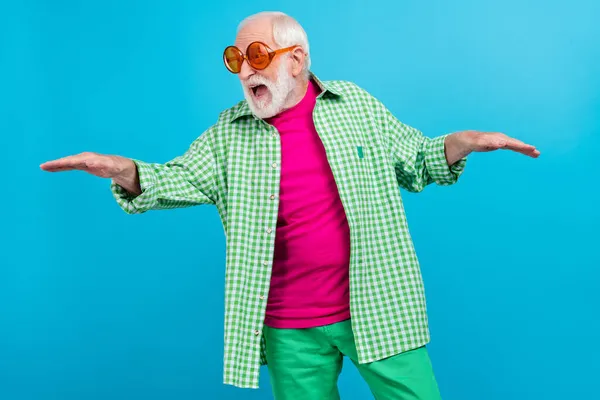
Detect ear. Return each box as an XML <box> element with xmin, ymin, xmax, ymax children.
<box><xmin>290</xmin><ymin>47</ymin><xmax>306</xmax><ymax>77</ymax></box>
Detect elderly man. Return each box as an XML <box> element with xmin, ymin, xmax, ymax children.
<box><xmin>41</xmin><ymin>11</ymin><xmax>539</xmax><ymax>400</ymax></box>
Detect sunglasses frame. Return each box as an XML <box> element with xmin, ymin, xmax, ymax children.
<box><xmin>223</xmin><ymin>41</ymin><xmax>299</xmax><ymax>74</ymax></box>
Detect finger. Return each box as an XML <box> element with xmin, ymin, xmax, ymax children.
<box><xmin>502</xmin><ymin>138</ymin><xmax>536</xmax><ymax>152</ymax></box>
<box><xmin>519</xmin><ymin>147</ymin><xmax>541</xmax><ymax>158</ymax></box>
<box><xmin>40</xmin><ymin>165</ymin><xmax>81</xmax><ymax>172</ymax></box>
<box><xmin>40</xmin><ymin>160</ymin><xmax>88</xmax><ymax>171</ymax></box>
<box><xmin>486</xmin><ymin>132</ymin><xmax>509</xmax><ymax>138</ymax></box>
<box><xmin>42</xmin><ymin>163</ymin><xmax>94</xmax><ymax>172</ymax></box>
<box><xmin>500</xmin><ymin>139</ymin><xmax>540</xmax><ymax>157</ymax></box>
<box><xmin>40</xmin><ymin>154</ymin><xmax>91</xmax><ymax>171</ymax></box>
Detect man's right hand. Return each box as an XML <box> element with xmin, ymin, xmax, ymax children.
<box><xmin>40</xmin><ymin>152</ymin><xmax>142</xmax><ymax>196</ymax></box>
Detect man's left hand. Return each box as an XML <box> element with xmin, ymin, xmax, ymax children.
<box><xmin>445</xmin><ymin>130</ymin><xmax>540</xmax><ymax>166</ymax></box>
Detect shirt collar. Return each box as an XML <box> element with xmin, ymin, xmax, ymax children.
<box><xmin>230</xmin><ymin>72</ymin><xmax>341</xmax><ymax>122</ymax></box>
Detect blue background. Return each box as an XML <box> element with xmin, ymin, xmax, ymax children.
<box><xmin>1</xmin><ymin>0</ymin><xmax>599</xmax><ymax>399</ymax></box>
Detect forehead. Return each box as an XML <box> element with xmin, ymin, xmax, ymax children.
<box><xmin>234</xmin><ymin>17</ymin><xmax>277</xmax><ymax>50</ymax></box>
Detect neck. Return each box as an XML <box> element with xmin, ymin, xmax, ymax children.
<box><xmin>282</xmin><ymin>76</ymin><xmax>309</xmax><ymax>111</ymax></box>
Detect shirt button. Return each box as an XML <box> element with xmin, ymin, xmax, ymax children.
<box><xmin>259</xmin><ymin>295</ymin><xmax>265</xmax><ymax>300</ymax></box>
<box><xmin>272</xmin><ymin>132</ymin><xmax>277</xmax><ymax>137</ymax></box>
<box><xmin>263</xmin><ymin>261</ymin><xmax>268</xmax><ymax>266</ymax></box>
<box><xmin>272</xmin><ymin>162</ymin><xmax>277</xmax><ymax>168</ymax></box>
<box><xmin>254</xmin><ymin>330</ymin><xmax>260</xmax><ymax>336</ymax></box>
<box><xmin>266</xmin><ymin>228</ymin><xmax>272</xmax><ymax>234</ymax></box>
<box><xmin>270</xmin><ymin>194</ymin><xmax>275</xmax><ymax>200</ymax></box>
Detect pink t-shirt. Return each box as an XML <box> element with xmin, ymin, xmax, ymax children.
<box><xmin>263</xmin><ymin>80</ymin><xmax>351</xmax><ymax>329</ymax></box>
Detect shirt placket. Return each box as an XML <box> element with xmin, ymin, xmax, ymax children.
<box><xmin>253</xmin><ymin>121</ymin><xmax>281</xmax><ymax>340</ymax></box>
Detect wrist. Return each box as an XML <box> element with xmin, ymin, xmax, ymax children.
<box><xmin>112</xmin><ymin>158</ymin><xmax>141</xmax><ymax>195</ymax></box>
<box><xmin>116</xmin><ymin>157</ymin><xmax>136</xmax><ymax>178</ymax></box>
<box><xmin>449</xmin><ymin>131</ymin><xmax>475</xmax><ymax>158</ymax></box>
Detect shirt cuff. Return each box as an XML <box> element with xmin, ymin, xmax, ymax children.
<box><xmin>424</xmin><ymin>135</ymin><xmax>467</xmax><ymax>185</ymax></box>
<box><xmin>110</xmin><ymin>160</ymin><xmax>159</xmax><ymax>214</ymax></box>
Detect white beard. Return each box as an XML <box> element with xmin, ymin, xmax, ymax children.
<box><xmin>242</xmin><ymin>60</ymin><xmax>296</xmax><ymax>119</ymax></box>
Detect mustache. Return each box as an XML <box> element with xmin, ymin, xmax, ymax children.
<box><xmin>244</xmin><ymin>75</ymin><xmax>274</xmax><ymax>89</ymax></box>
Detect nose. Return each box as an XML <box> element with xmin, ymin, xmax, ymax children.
<box><xmin>238</xmin><ymin>59</ymin><xmax>255</xmax><ymax>81</ymax></box>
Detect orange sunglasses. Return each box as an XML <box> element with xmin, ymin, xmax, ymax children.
<box><xmin>223</xmin><ymin>41</ymin><xmax>298</xmax><ymax>74</ymax></box>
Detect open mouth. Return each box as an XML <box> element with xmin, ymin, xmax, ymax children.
<box><xmin>250</xmin><ymin>84</ymin><xmax>268</xmax><ymax>97</ymax></box>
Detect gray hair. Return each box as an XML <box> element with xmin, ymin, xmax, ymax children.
<box><xmin>238</xmin><ymin>12</ymin><xmax>311</xmax><ymax>77</ymax></box>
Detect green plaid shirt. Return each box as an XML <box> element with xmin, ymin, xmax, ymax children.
<box><xmin>111</xmin><ymin>74</ymin><xmax>466</xmax><ymax>389</ymax></box>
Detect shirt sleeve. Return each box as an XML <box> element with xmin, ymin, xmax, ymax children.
<box><xmin>372</xmin><ymin>97</ymin><xmax>467</xmax><ymax>193</ymax></box>
<box><xmin>111</xmin><ymin>131</ymin><xmax>218</xmax><ymax>214</ymax></box>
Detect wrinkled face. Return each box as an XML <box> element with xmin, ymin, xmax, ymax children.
<box><xmin>234</xmin><ymin>18</ymin><xmax>297</xmax><ymax>119</ymax></box>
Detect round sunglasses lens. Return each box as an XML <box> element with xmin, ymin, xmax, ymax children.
<box><xmin>224</xmin><ymin>47</ymin><xmax>242</xmax><ymax>72</ymax></box>
<box><xmin>247</xmin><ymin>43</ymin><xmax>270</xmax><ymax>69</ymax></box>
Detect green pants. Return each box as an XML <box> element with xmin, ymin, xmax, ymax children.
<box><xmin>263</xmin><ymin>319</ymin><xmax>442</xmax><ymax>400</ymax></box>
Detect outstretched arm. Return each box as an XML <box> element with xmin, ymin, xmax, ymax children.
<box><xmin>40</xmin><ymin>131</ymin><xmax>219</xmax><ymax>213</ymax></box>
<box><xmin>365</xmin><ymin>91</ymin><xmax>539</xmax><ymax>192</ymax></box>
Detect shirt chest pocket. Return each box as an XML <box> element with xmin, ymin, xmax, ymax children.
<box><xmin>357</xmin><ymin>143</ymin><xmax>391</xmax><ymax>190</ymax></box>
<box><xmin>318</xmin><ymin>117</ymin><xmax>395</xmax><ymax>207</ymax></box>
<box><xmin>331</xmin><ymin>137</ymin><xmax>393</xmax><ymax>210</ymax></box>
